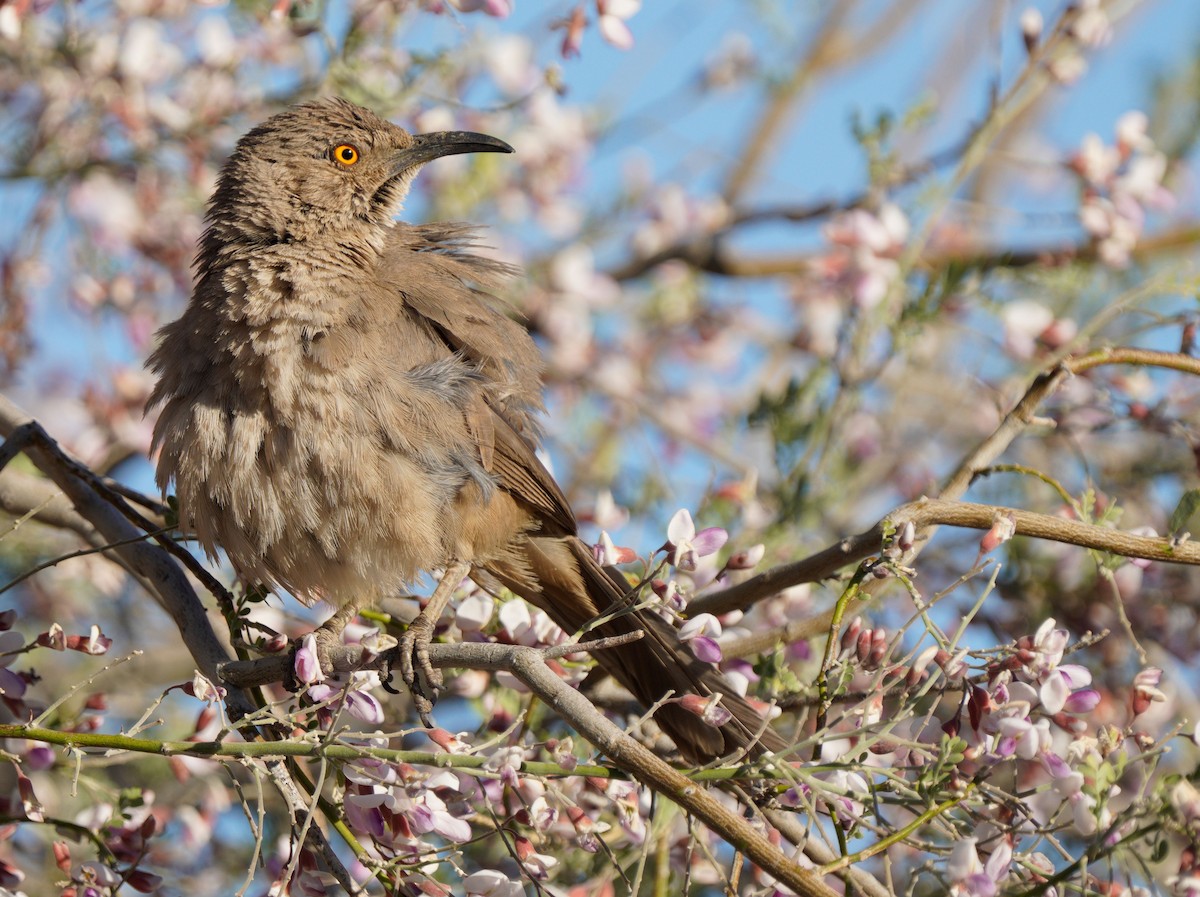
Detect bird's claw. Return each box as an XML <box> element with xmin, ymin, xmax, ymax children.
<box><xmin>397</xmin><ymin>614</ymin><xmax>442</xmax><ymax>727</ymax></box>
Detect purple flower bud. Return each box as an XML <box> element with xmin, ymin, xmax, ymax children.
<box><xmin>726</xmin><ymin>542</ymin><xmax>765</xmax><ymax>570</ymax></box>
<box><xmin>1063</xmin><ymin>688</ymin><xmax>1101</xmax><ymax>714</ymax></box>
<box><xmin>688</xmin><ymin>636</ymin><xmax>722</xmax><ymax>665</ymax></box>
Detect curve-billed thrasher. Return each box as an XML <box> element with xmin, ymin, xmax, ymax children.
<box><xmin>147</xmin><ymin>98</ymin><xmax>782</xmax><ymax>761</ymax></box>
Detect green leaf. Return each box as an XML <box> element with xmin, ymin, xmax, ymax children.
<box><xmin>1168</xmin><ymin>489</ymin><xmax>1200</xmax><ymax>537</ymax></box>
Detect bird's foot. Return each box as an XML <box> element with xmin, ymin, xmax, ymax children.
<box><xmin>313</xmin><ymin>601</ymin><xmax>365</xmax><ymax>666</ymax></box>
<box><xmin>394</xmin><ymin>612</ymin><xmax>443</xmax><ymax>727</ymax></box>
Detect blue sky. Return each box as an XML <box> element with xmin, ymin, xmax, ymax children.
<box><xmin>4</xmin><ymin>0</ymin><xmax>1197</xmax><ymax>510</ymax></box>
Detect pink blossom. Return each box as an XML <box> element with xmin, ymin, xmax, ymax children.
<box><xmin>665</xmin><ymin>508</ymin><xmax>728</xmax><ymax>572</ymax></box>
<box><xmin>821</xmin><ymin>203</ymin><xmax>909</xmax><ymax>308</ymax></box>
<box><xmin>485</xmin><ymin>34</ymin><xmax>536</xmax><ymax>96</ymax></box>
<box><xmin>1049</xmin><ymin>52</ymin><xmax>1088</xmax><ymax>84</ymax></box>
<box><xmin>0</xmin><ymin>630</ymin><xmax>24</xmax><ymax>692</ymax></box>
<box><xmin>455</xmin><ymin>593</ymin><xmax>495</xmax><ymax>632</ymax></box>
<box><xmin>307</xmin><ymin>671</ymin><xmax>384</xmax><ymax>725</ymax></box>
<box><xmin>594</xmin><ymin>530</ymin><xmax>635</xmax><ymax>565</ymax></box>
<box><xmin>1115</xmin><ymin>110</ymin><xmax>1152</xmax><ymax>153</ymax></box>
<box><xmin>1172</xmin><ymin>780</ymin><xmax>1200</xmax><ymax>824</ymax></box>
<box><xmin>294</xmin><ymin>634</ymin><xmax>325</xmax><ymax>685</ymax></box>
<box><xmin>1071</xmin><ymin>114</ymin><xmax>1172</xmax><ymax>267</ymax></box>
<box><xmin>412</xmin><ymin>791</ymin><xmax>472</xmax><ymax>841</ymax></box>
<box><xmin>1039</xmin><ymin>664</ymin><xmax>1091</xmax><ymax>714</ymax></box>
<box><xmin>677</xmin><ymin>692</ymin><xmax>733</xmax><ymax>728</ymax></box>
<box><xmin>464</xmin><ymin>870</ymin><xmax>524</xmax><ymax>897</ymax></box>
<box><xmin>66</xmin><ymin>624</ymin><xmax>112</xmax><ymax>655</ymax></box>
<box><xmin>484</xmin><ymin>746</ymin><xmax>526</xmax><ymax>786</ymax></box>
<box><xmin>995</xmin><ymin>715</ymin><xmax>1049</xmax><ymax>760</ymax></box>
<box><xmin>979</xmin><ymin>512</ymin><xmax>1016</xmax><ymax>554</ymax></box>
<box><xmin>515</xmin><ymin>834</ymin><xmax>559</xmax><ymax>878</ymax></box>
<box><xmin>821</xmin><ymin>769</ymin><xmax>869</xmax><ymax>826</ymax></box>
<box><xmin>584</xmin><ymin>489</ymin><xmax>630</xmax><ymax>531</ymax></box>
<box><xmin>0</xmin><ymin>4</ymin><xmax>20</xmax><ymax>40</ymax></box>
<box><xmin>446</xmin><ymin>0</ymin><xmax>512</xmax><ymax>17</ymax></box>
<box><xmin>1002</xmin><ymin>301</ymin><xmax>1055</xmax><ymax>358</ymax></box>
<box><xmin>189</xmin><ymin>672</ymin><xmax>224</xmax><ymax>703</ymax></box>
<box><xmin>1070</xmin><ymin>0</ymin><xmax>1112</xmax><ymax>47</ymax></box>
<box><xmin>119</xmin><ymin>19</ymin><xmax>183</xmax><ymax>83</ymax></box>
<box><xmin>945</xmin><ymin>837</ymin><xmax>1012</xmax><ymax>897</ymax></box>
<box><xmin>23</xmin><ymin>743</ymin><xmax>54</xmax><ymax>772</ymax></box>
<box><xmin>1132</xmin><ymin>666</ymin><xmax>1166</xmax><ymax>716</ymax></box>
<box><xmin>1072</xmin><ymin>134</ymin><xmax>1120</xmax><ymax>185</ymax></box>
<box><xmin>679</xmin><ymin>613</ymin><xmax>723</xmax><ymax>664</ymax></box>
<box><xmin>498</xmin><ymin>599</ymin><xmax>565</xmax><ymax>647</ymax></box>
<box><xmin>550</xmin><ymin>244</ymin><xmax>619</xmax><ymax>306</ymax></box>
<box><xmin>1027</xmin><ymin>618</ymin><xmax>1068</xmax><ymax>671</ymax></box>
<box><xmin>1062</xmin><ymin>688</ymin><xmax>1101</xmax><ymax>713</ymax></box>
<box><xmin>596</xmin><ymin>0</ymin><xmax>639</xmax><ymax>50</ymax></box>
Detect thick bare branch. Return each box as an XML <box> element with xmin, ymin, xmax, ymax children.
<box><xmin>0</xmin><ymin>395</ymin><xmax>241</xmax><ymax>704</ymax></box>
<box><xmin>693</xmin><ymin>495</ymin><xmax>1199</xmax><ymax>619</ymax></box>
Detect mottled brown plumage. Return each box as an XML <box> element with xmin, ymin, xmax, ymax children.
<box><xmin>147</xmin><ymin>97</ymin><xmax>782</xmax><ymax>761</ymax></box>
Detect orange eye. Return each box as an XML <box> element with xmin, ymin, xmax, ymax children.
<box><xmin>332</xmin><ymin>144</ymin><xmax>359</xmax><ymax>166</ymax></box>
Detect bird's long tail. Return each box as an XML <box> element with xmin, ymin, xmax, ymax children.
<box><xmin>483</xmin><ymin>535</ymin><xmax>786</xmax><ymax>762</ymax></box>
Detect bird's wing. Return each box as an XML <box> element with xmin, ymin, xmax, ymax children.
<box><xmin>483</xmin><ymin>399</ymin><xmax>576</xmax><ymax>535</ymax></box>
<box><xmin>380</xmin><ymin>224</ymin><xmax>575</xmax><ymax>534</ymax></box>
<box><xmin>383</xmin><ymin>223</ymin><xmax>545</xmax><ymax>436</ymax></box>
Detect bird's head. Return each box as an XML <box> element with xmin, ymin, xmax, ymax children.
<box><xmin>203</xmin><ymin>97</ymin><xmax>512</xmax><ymax>247</ymax></box>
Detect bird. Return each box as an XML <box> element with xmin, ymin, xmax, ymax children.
<box><xmin>146</xmin><ymin>97</ymin><xmax>784</xmax><ymax>762</ymax></box>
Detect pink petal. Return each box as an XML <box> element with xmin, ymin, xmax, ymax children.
<box><xmin>666</xmin><ymin>508</ymin><xmax>695</xmax><ymax>544</ymax></box>
<box><xmin>598</xmin><ymin>14</ymin><xmax>634</xmax><ymax>49</ymax></box>
<box><xmin>1040</xmin><ymin>671</ymin><xmax>1069</xmax><ymax>714</ymax></box>
<box><xmin>345</xmin><ymin>690</ymin><xmax>384</xmax><ymax>725</ymax></box>
<box><xmin>688</xmin><ymin>636</ymin><xmax>722</xmax><ymax>665</ymax></box>
<box><xmin>432</xmin><ymin>811</ymin><xmax>472</xmax><ymax>842</ymax></box>
<box><xmin>1063</xmin><ymin>688</ymin><xmax>1101</xmax><ymax>713</ymax></box>
<box><xmin>679</xmin><ymin>613</ymin><xmax>721</xmax><ymax>641</ymax></box>
<box><xmin>306</xmin><ymin>683</ymin><xmax>336</xmax><ymax>702</ymax></box>
<box><xmin>1057</xmin><ymin>664</ymin><xmax>1092</xmax><ymax>688</ymax></box>
<box><xmin>0</xmin><ymin>668</ymin><xmax>26</xmax><ymax>698</ymax></box>
<box><xmin>295</xmin><ymin>634</ymin><xmax>325</xmax><ymax>685</ymax></box>
<box><xmin>692</xmin><ymin>526</ymin><xmax>728</xmax><ymax>557</ymax></box>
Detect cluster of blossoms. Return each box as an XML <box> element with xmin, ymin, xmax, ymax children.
<box><xmin>596</xmin><ymin>507</ymin><xmax>770</xmax><ymax>671</ymax></box>
<box><xmin>936</xmin><ymin>621</ymin><xmax>1163</xmax><ymax>895</ymax></box>
<box><xmin>813</xmin><ymin>611</ymin><xmax>1173</xmax><ymax>895</ymax></box>
<box><xmin>1020</xmin><ymin>0</ymin><xmax>1113</xmax><ymax>84</ymax></box>
<box><xmin>820</xmin><ymin>202</ymin><xmax>910</xmax><ymax>310</ymax></box>
<box><xmin>274</xmin><ymin>730</ymin><xmax>670</xmax><ymax>895</ymax></box>
<box><xmin>557</xmin><ymin>0</ymin><xmax>642</xmax><ymax>55</ymax></box>
<box><xmin>1070</xmin><ymin>110</ymin><xmax>1173</xmax><ymax>268</ymax></box>
<box><xmin>796</xmin><ymin>201</ymin><xmax>911</xmax><ymax>357</ymax></box>
<box><xmin>594</xmin><ymin>507</ymin><xmax>776</xmax><ymax>732</ymax></box>
<box><xmin>278</xmin><ymin>523</ymin><xmax>768</xmax><ymax>893</ymax></box>
<box><xmin>294</xmin><ymin>631</ymin><xmax>386</xmax><ymax>727</ymax></box>
<box><xmin>0</xmin><ymin>612</ymin><xmax>112</xmax><ymax>723</ymax></box>
<box><xmin>628</xmin><ymin>183</ymin><xmax>731</xmax><ymax>259</ymax></box>
<box><xmin>0</xmin><ymin>611</ymin><xmax>177</xmax><ymax>896</ymax></box>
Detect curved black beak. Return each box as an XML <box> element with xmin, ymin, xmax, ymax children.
<box><xmin>389</xmin><ymin>131</ymin><xmax>513</xmax><ymax>177</ymax></box>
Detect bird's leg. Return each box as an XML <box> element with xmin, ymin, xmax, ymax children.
<box><xmin>398</xmin><ymin>559</ymin><xmax>470</xmax><ymax>726</ymax></box>
<box><xmin>311</xmin><ymin>600</ymin><xmax>363</xmax><ymax>672</ymax></box>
